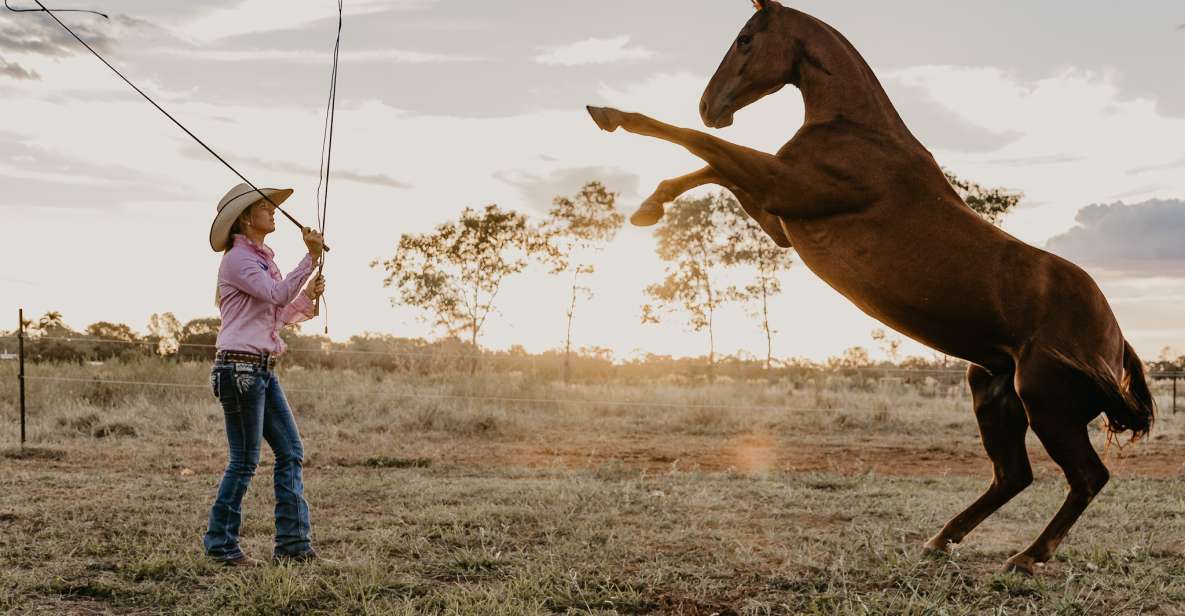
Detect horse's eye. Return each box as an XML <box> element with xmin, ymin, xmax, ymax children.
<box><xmin>737</xmin><ymin>35</ymin><xmax>752</xmax><ymax>48</ymax></box>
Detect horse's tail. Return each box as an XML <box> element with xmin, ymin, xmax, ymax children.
<box><xmin>1115</xmin><ymin>340</ymin><xmax>1156</xmax><ymax>441</ymax></box>
<box><xmin>1052</xmin><ymin>341</ymin><xmax>1155</xmax><ymax>442</ymax></box>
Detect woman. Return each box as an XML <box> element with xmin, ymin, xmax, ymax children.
<box><xmin>203</xmin><ymin>182</ymin><xmax>326</xmax><ymax>567</ymax></box>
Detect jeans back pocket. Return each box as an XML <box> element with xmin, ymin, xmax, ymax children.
<box><xmin>209</xmin><ymin>369</ymin><xmax>221</xmax><ymax>399</ymax></box>
<box><xmin>235</xmin><ymin>373</ymin><xmax>258</xmax><ymax>395</ymax></box>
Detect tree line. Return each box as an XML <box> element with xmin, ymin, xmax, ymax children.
<box><xmin>0</xmin><ymin>172</ymin><xmax>1059</xmax><ymax>379</ymax></box>
<box><xmin>373</xmin><ymin>171</ymin><xmax>1023</xmax><ymax>378</ymax></box>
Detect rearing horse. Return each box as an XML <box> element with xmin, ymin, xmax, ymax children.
<box><xmin>587</xmin><ymin>0</ymin><xmax>1155</xmax><ymax>575</ymax></box>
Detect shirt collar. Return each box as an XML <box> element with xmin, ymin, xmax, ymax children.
<box><xmin>232</xmin><ymin>234</ymin><xmax>275</xmax><ymax>259</ymax></box>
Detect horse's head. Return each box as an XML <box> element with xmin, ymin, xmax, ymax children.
<box><xmin>700</xmin><ymin>0</ymin><xmax>794</xmax><ymax>128</ymax></box>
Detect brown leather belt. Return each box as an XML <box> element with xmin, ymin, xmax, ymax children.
<box><xmin>215</xmin><ymin>350</ymin><xmax>277</xmax><ymax>370</ymax></box>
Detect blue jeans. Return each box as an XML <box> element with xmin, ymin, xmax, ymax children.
<box><xmin>203</xmin><ymin>361</ymin><xmax>312</xmax><ymax>559</ymax></box>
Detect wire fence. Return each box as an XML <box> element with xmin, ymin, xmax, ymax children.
<box><xmin>4</xmin><ymin>334</ymin><xmax>976</xmax><ymax>367</ymax></box>
<box><xmin>0</xmin><ymin>332</ymin><xmax>996</xmax><ymax>446</ymax></box>
<box><xmin>3</xmin><ymin>330</ymin><xmax>1182</xmax><ymax>448</ymax></box>
<box><xmin>0</xmin><ymin>331</ymin><xmax>1000</xmax><ymax>394</ymax></box>
<box><xmin>4</xmin><ymin>333</ymin><xmax>1183</xmax><ymax>382</ymax></box>
<box><xmin>16</xmin><ymin>374</ymin><xmax>854</xmax><ymax>415</ymax></box>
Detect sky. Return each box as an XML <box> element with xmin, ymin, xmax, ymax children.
<box><xmin>2</xmin><ymin>0</ymin><xmax>1184</xmax><ymax>363</ymax></box>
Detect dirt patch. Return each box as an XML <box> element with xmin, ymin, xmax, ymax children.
<box><xmin>428</xmin><ymin>431</ymin><xmax>1185</xmax><ymax>478</ymax></box>
<box><xmin>722</xmin><ymin>432</ymin><xmax>778</xmax><ymax>474</ymax></box>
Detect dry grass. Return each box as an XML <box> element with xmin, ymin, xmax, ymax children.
<box><xmin>0</xmin><ymin>360</ymin><xmax>1183</xmax><ymax>614</ymax></box>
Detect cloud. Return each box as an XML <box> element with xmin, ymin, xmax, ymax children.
<box><xmin>1127</xmin><ymin>157</ymin><xmax>1185</xmax><ymax>175</ymax></box>
<box><xmin>882</xmin><ymin>65</ymin><xmax>1185</xmax><ymax>244</ymax></box>
<box><xmin>982</xmin><ymin>154</ymin><xmax>1085</xmax><ymax>166</ymax></box>
<box><xmin>535</xmin><ymin>36</ymin><xmax>655</xmax><ymax>66</ymax></box>
<box><xmin>169</xmin><ymin>48</ymin><xmax>488</xmax><ymax>64</ymax></box>
<box><xmin>0</xmin><ymin>58</ymin><xmax>38</xmax><ymax>80</ymax></box>
<box><xmin>0</xmin><ymin>14</ymin><xmax>153</xmax><ymax>57</ymax></box>
<box><xmin>0</xmin><ymin>172</ymin><xmax>191</xmax><ymax>210</ymax></box>
<box><xmin>494</xmin><ymin>166</ymin><xmax>639</xmax><ymax>212</ymax></box>
<box><xmin>1045</xmin><ymin>199</ymin><xmax>1185</xmax><ymax>274</ymax></box>
<box><xmin>179</xmin><ymin>0</ymin><xmax>433</xmax><ymax>42</ymax></box>
<box><xmin>1107</xmin><ymin>185</ymin><xmax>1170</xmax><ymax>200</ymax></box>
<box><xmin>884</xmin><ymin>75</ymin><xmax>1023</xmax><ymax>153</ymax></box>
<box><xmin>256</xmin><ymin>160</ymin><xmax>413</xmax><ymax>190</ymax></box>
<box><xmin>180</xmin><ymin>149</ymin><xmax>412</xmax><ymax>190</ymax></box>
<box><xmin>0</xmin><ymin>130</ymin><xmax>176</xmax><ymax>207</ymax></box>
<box><xmin>334</xmin><ymin>170</ymin><xmax>412</xmax><ymax>190</ymax></box>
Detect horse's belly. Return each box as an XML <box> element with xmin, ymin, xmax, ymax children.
<box><xmin>785</xmin><ymin>220</ymin><xmax>1018</xmax><ymax>363</ymax></box>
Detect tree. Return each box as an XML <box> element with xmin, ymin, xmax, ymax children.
<box><xmin>85</xmin><ymin>321</ymin><xmax>141</xmax><ymax>361</ymax></box>
<box><xmin>34</xmin><ymin>310</ymin><xmax>66</xmax><ymax>335</ymax></box>
<box><xmin>642</xmin><ymin>193</ymin><xmax>736</xmax><ymax>374</ymax></box>
<box><xmin>147</xmin><ymin>312</ymin><xmax>182</xmax><ymax>357</ymax></box>
<box><xmin>179</xmin><ymin>317</ymin><xmax>221</xmax><ymax>361</ymax></box>
<box><xmin>944</xmin><ymin>170</ymin><xmax>1023</xmax><ymax>226</ymax></box>
<box><xmin>29</xmin><ymin>311</ymin><xmax>84</xmax><ymax>362</ymax></box>
<box><xmin>85</xmin><ymin>321</ymin><xmax>138</xmax><ymax>342</ymax></box>
<box><xmin>538</xmin><ymin>181</ymin><xmax>624</xmax><ymax>382</ymax></box>
<box><xmin>717</xmin><ymin>193</ymin><xmax>795</xmax><ymax>372</ymax></box>
<box><xmin>828</xmin><ymin>346</ymin><xmax>872</xmax><ymax>370</ymax></box>
<box><xmin>1156</xmin><ymin>346</ymin><xmax>1185</xmax><ymax>371</ymax></box>
<box><xmin>871</xmin><ymin>328</ymin><xmax>902</xmax><ymax>364</ymax></box>
<box><xmin>373</xmin><ymin>204</ymin><xmax>543</xmax><ymax>373</ymax></box>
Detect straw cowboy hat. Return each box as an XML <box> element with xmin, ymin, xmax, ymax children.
<box><xmin>209</xmin><ymin>183</ymin><xmax>293</xmax><ymax>251</ymax></box>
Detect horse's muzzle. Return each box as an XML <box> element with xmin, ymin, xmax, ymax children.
<box><xmin>700</xmin><ymin>97</ymin><xmax>735</xmax><ymax>129</ymax></box>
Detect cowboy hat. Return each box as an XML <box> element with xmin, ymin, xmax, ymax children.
<box><xmin>209</xmin><ymin>183</ymin><xmax>294</xmax><ymax>252</ymax></box>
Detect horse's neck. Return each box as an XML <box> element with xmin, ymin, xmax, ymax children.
<box><xmin>789</xmin><ymin>13</ymin><xmax>910</xmax><ymax>135</ymax></box>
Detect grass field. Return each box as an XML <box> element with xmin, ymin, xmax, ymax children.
<box><xmin>2</xmin><ymin>360</ymin><xmax>1184</xmax><ymax>614</ymax></box>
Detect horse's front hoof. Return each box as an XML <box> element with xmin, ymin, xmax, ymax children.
<box><xmin>586</xmin><ymin>106</ymin><xmax>622</xmax><ymax>132</ymax></box>
<box><xmin>629</xmin><ymin>200</ymin><xmax>664</xmax><ymax>227</ymax></box>
<box><xmin>1001</xmin><ymin>554</ymin><xmax>1037</xmax><ymax>576</ymax></box>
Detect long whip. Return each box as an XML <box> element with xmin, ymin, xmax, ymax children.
<box><xmin>311</xmin><ymin>0</ymin><xmax>343</xmax><ymax>334</ymax></box>
<box><xmin>5</xmin><ymin>0</ymin><xmax>330</xmax><ymax>252</ymax></box>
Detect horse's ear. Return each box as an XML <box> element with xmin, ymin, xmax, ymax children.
<box><xmin>751</xmin><ymin>0</ymin><xmax>780</xmax><ymax>11</ymax></box>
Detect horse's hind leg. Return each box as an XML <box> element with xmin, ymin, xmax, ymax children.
<box><xmin>924</xmin><ymin>365</ymin><xmax>1031</xmax><ymax>554</ymax></box>
<box><xmin>1003</xmin><ymin>350</ymin><xmax>1110</xmax><ymax>575</ymax></box>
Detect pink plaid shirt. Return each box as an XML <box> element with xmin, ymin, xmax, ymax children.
<box><xmin>215</xmin><ymin>234</ymin><xmax>317</xmax><ymax>355</ymax></box>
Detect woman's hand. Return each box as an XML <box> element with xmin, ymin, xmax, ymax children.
<box><xmin>303</xmin><ymin>274</ymin><xmax>326</xmax><ymax>301</ymax></box>
<box><xmin>303</xmin><ymin>227</ymin><xmax>324</xmax><ymax>260</ymax></box>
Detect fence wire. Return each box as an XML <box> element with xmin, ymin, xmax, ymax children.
<box><xmin>4</xmin><ymin>334</ymin><xmax>1184</xmax><ymax>377</ymax></box>
<box><xmin>5</xmin><ymin>334</ymin><xmax>987</xmax><ymax>373</ymax></box>
<box><xmin>18</xmin><ymin>374</ymin><xmax>877</xmax><ymax>414</ymax></box>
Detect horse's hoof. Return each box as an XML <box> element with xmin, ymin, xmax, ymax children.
<box><xmin>1001</xmin><ymin>555</ymin><xmax>1037</xmax><ymax>576</ymax></box>
<box><xmin>921</xmin><ymin>538</ymin><xmax>951</xmax><ymax>558</ymax></box>
<box><xmin>586</xmin><ymin>105</ymin><xmax>622</xmax><ymax>132</ymax></box>
<box><xmin>629</xmin><ymin>201</ymin><xmax>664</xmax><ymax>227</ymax></box>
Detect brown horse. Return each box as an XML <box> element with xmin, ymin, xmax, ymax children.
<box><xmin>586</xmin><ymin>0</ymin><xmax>1155</xmax><ymax>575</ymax></box>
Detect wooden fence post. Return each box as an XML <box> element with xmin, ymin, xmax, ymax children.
<box><xmin>18</xmin><ymin>308</ymin><xmax>27</xmax><ymax>447</ymax></box>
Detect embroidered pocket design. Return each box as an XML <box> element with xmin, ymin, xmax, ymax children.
<box><xmin>235</xmin><ymin>373</ymin><xmax>257</xmax><ymax>395</ymax></box>
<box><xmin>210</xmin><ymin>371</ymin><xmax>220</xmax><ymax>398</ymax></box>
